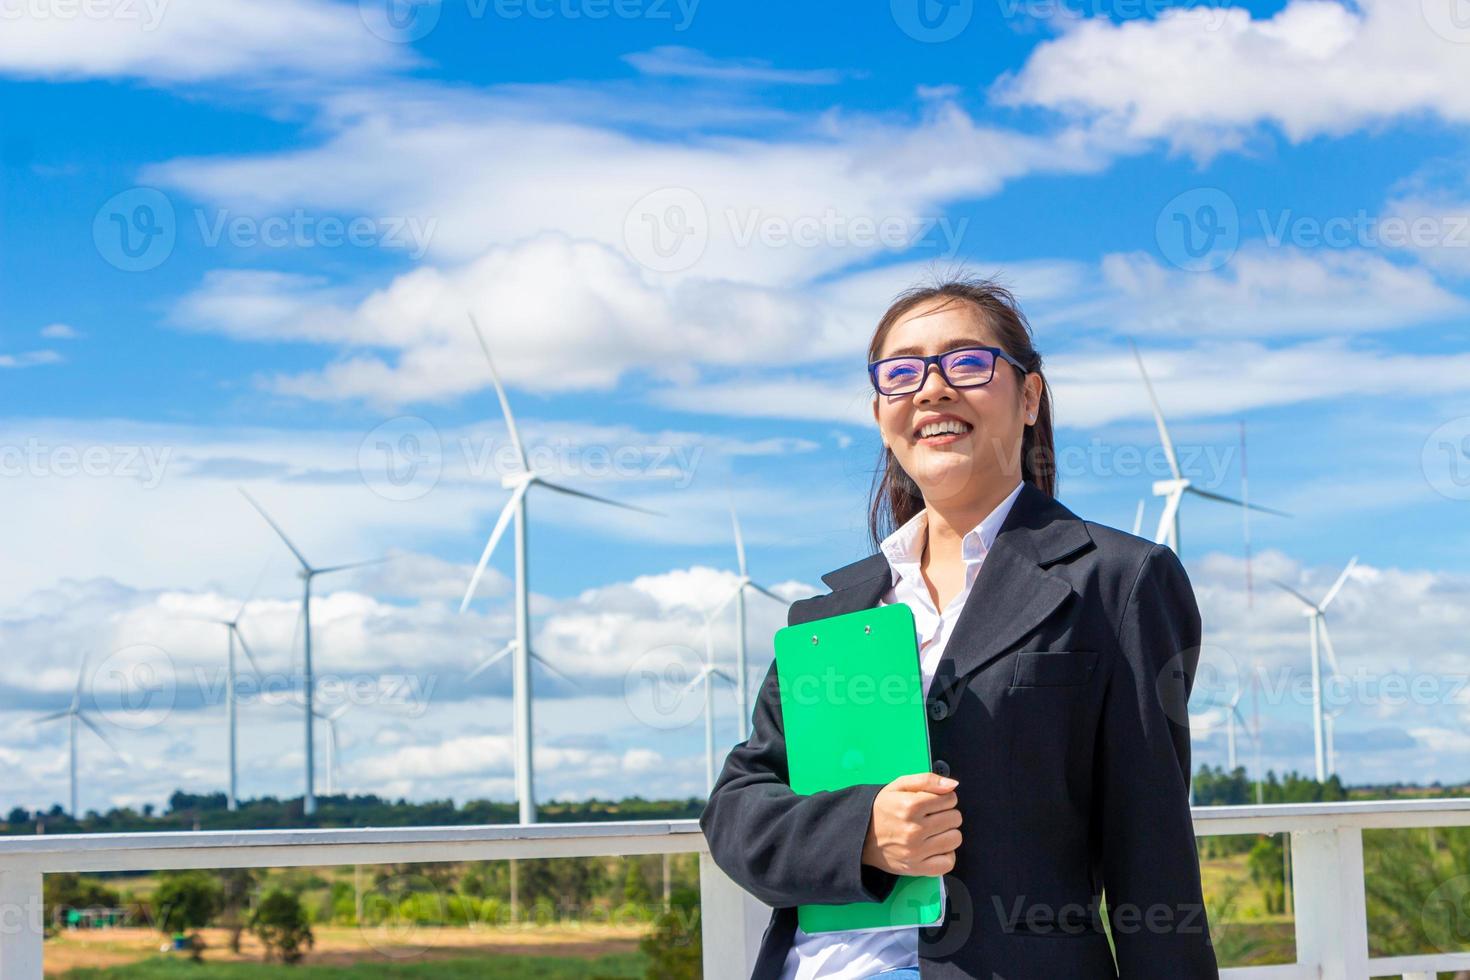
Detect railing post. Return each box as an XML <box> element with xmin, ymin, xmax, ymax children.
<box><xmin>0</xmin><ymin>868</ymin><xmax>45</xmax><ymax>980</ymax></box>
<box><xmin>1401</xmin><ymin>972</ymin><xmax>1435</xmax><ymax>980</ymax></box>
<box><xmin>1290</xmin><ymin>826</ymin><xmax>1368</xmax><ymax>979</ymax></box>
<box><xmin>699</xmin><ymin>851</ymin><xmax>768</xmax><ymax>980</ymax></box>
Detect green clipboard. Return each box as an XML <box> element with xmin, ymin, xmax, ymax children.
<box><xmin>773</xmin><ymin>601</ymin><xmax>945</xmax><ymax>935</ymax></box>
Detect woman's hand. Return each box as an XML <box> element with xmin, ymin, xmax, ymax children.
<box><xmin>861</xmin><ymin>772</ymin><xmax>963</xmax><ymax>877</ymax></box>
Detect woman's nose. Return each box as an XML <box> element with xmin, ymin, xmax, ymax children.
<box><xmin>914</xmin><ymin>362</ymin><xmax>955</xmax><ymax>403</ymax></box>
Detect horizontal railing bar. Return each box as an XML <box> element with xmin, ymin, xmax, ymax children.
<box><xmin>1369</xmin><ymin>951</ymin><xmax>1470</xmax><ymax>976</ymax></box>
<box><xmin>1220</xmin><ymin>964</ymin><xmax>1316</xmax><ymax>979</ymax></box>
<box><xmin>1190</xmin><ymin>798</ymin><xmax>1470</xmax><ymax>835</ymax></box>
<box><xmin>0</xmin><ymin>820</ymin><xmax>707</xmax><ymax>874</ymax></box>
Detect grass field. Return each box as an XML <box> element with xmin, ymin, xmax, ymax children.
<box><xmin>59</xmin><ymin>953</ymin><xmax>648</xmax><ymax>978</ymax></box>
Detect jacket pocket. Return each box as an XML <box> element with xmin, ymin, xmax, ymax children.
<box><xmin>1010</xmin><ymin>650</ymin><xmax>1098</xmax><ymax>688</ymax></box>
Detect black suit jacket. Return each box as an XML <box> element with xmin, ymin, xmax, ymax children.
<box><xmin>698</xmin><ymin>481</ymin><xmax>1219</xmax><ymax>979</ymax></box>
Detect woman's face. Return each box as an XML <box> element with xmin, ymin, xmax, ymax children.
<box><xmin>870</xmin><ymin>298</ymin><xmax>1040</xmax><ymax>507</ymax></box>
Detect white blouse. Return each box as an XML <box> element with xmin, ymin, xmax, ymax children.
<box><xmin>779</xmin><ymin>479</ymin><xmax>1025</xmax><ymax>979</ymax></box>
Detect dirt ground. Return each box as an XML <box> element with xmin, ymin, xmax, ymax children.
<box><xmin>44</xmin><ymin>922</ymin><xmax>648</xmax><ymax>975</ymax></box>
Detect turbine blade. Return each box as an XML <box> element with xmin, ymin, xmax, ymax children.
<box><xmin>678</xmin><ymin>668</ymin><xmax>710</xmax><ymax>698</ymax></box>
<box><xmin>239</xmin><ymin>488</ymin><xmax>311</xmax><ymax>569</ymax></box>
<box><xmin>706</xmin><ymin>583</ymin><xmax>742</xmax><ymax>624</ymax></box>
<box><xmin>316</xmin><ymin>556</ymin><xmax>392</xmax><ymax>576</ymax></box>
<box><xmin>748</xmin><ymin>582</ymin><xmax>787</xmax><ymax>605</ymax></box>
<box><xmin>1129</xmin><ymin>338</ymin><xmax>1181</xmax><ymax>480</ymax></box>
<box><xmin>1271</xmin><ymin>579</ymin><xmax>1317</xmax><ymax>610</ymax></box>
<box><xmin>1320</xmin><ymin>556</ymin><xmax>1359</xmax><ymax>610</ymax></box>
<box><xmin>467</xmin><ymin>640</ymin><xmax>515</xmax><ymax>681</ymax></box>
<box><xmin>78</xmin><ymin>713</ymin><xmax>130</xmax><ymax>765</ymax></box>
<box><xmin>467</xmin><ymin>313</ymin><xmax>529</xmax><ymax>473</ymax></box>
<box><xmin>537</xmin><ymin>480</ymin><xmax>662</xmax><ymax>517</ymax></box>
<box><xmin>236</xmin><ymin>552</ymin><xmax>275</xmax><ymax>623</ymax></box>
<box><xmin>730</xmin><ymin>506</ymin><xmax>748</xmax><ymax>577</ymax></box>
<box><xmin>711</xmin><ymin>668</ymin><xmax>736</xmax><ymax>685</ymax></box>
<box><xmin>1186</xmin><ymin>485</ymin><xmax>1291</xmax><ymax>518</ymax></box>
<box><xmin>1132</xmin><ymin>499</ymin><xmax>1145</xmax><ymax>537</ymax></box>
<box><xmin>234</xmin><ymin>629</ymin><xmax>266</xmax><ymax>679</ymax></box>
<box><xmin>1318</xmin><ymin>618</ymin><xmax>1342</xmax><ymax>675</ymax></box>
<box><xmin>33</xmin><ymin>709</ymin><xmax>72</xmax><ymax>725</ymax></box>
<box><xmin>530</xmin><ymin>651</ymin><xmax>582</xmax><ymax>689</ymax></box>
<box><xmin>72</xmin><ymin>651</ymin><xmax>90</xmax><ymax>711</ymax></box>
<box><xmin>460</xmin><ymin>484</ymin><xmax>526</xmax><ymax>614</ymax></box>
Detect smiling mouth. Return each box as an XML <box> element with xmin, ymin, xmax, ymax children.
<box><xmin>914</xmin><ymin>419</ymin><xmax>974</xmax><ymax>443</ymax></box>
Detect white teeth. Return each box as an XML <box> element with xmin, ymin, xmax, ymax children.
<box><xmin>918</xmin><ymin>420</ymin><xmax>971</xmax><ymax>438</ymax></box>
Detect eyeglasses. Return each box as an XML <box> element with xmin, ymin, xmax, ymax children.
<box><xmin>868</xmin><ymin>345</ymin><xmax>1027</xmax><ymax>396</ymax></box>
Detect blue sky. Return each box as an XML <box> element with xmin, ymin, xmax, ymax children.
<box><xmin>2</xmin><ymin>0</ymin><xmax>1469</xmax><ymax>814</ymax></box>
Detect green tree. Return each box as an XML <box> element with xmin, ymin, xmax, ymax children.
<box><xmin>153</xmin><ymin>871</ymin><xmax>223</xmax><ymax>961</ymax></box>
<box><xmin>641</xmin><ymin>886</ymin><xmax>700</xmax><ymax>980</ymax></box>
<box><xmin>1247</xmin><ymin>835</ymin><xmax>1286</xmax><ymax>915</ymax></box>
<box><xmin>250</xmin><ymin>888</ymin><xmax>315</xmax><ymax>965</ymax></box>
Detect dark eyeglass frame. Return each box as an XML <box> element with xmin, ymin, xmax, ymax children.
<box><xmin>868</xmin><ymin>344</ymin><xmax>1028</xmax><ymax>396</ymax></box>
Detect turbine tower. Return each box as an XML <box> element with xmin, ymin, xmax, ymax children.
<box><xmin>717</xmin><ymin>506</ymin><xmax>787</xmax><ymax>742</ymax></box>
<box><xmin>240</xmin><ymin>489</ymin><xmax>386</xmax><ymax>817</ymax></box>
<box><xmin>33</xmin><ymin>653</ymin><xmax>129</xmax><ymax>817</ymax></box>
<box><xmin>682</xmin><ymin>603</ymin><xmax>737</xmax><ymax>795</ymax></box>
<box><xmin>186</xmin><ymin>577</ymin><xmax>267</xmax><ymax>811</ymax></box>
<box><xmin>458</xmin><ymin>313</ymin><xmax>659</xmax><ymax>825</ymax></box>
<box><xmin>1273</xmin><ymin>556</ymin><xmax>1358</xmax><ymax>782</ymax></box>
<box><xmin>1129</xmin><ymin>339</ymin><xmax>1289</xmax><ymax>557</ymax></box>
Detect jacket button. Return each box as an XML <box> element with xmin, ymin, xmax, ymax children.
<box><xmin>932</xmin><ymin>759</ymin><xmax>951</xmax><ymax>778</ymax></box>
<box><xmin>928</xmin><ymin>698</ymin><xmax>950</xmax><ymax>721</ymax></box>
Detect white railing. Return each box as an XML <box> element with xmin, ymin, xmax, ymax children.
<box><xmin>0</xmin><ymin>800</ymin><xmax>1467</xmax><ymax>978</ymax></box>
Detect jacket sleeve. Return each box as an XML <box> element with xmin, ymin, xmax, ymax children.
<box><xmin>1096</xmin><ymin>544</ymin><xmax>1219</xmax><ymax>978</ymax></box>
<box><xmin>697</xmin><ymin>599</ymin><xmax>902</xmax><ymax>908</ymax></box>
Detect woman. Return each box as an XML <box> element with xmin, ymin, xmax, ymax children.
<box><xmin>699</xmin><ymin>278</ymin><xmax>1219</xmax><ymax>979</ymax></box>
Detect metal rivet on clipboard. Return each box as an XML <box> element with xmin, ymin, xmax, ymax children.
<box><xmin>864</xmin><ymin>625</ymin><xmax>871</xmax><ymax>634</ymax></box>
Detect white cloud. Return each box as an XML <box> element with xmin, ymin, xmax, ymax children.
<box><xmin>993</xmin><ymin>0</ymin><xmax>1470</xmax><ymax>160</ymax></box>
<box><xmin>0</xmin><ymin>0</ymin><xmax>409</xmax><ymax>83</ymax></box>
<box><xmin>39</xmin><ymin>323</ymin><xmax>81</xmax><ymax>340</ymax></box>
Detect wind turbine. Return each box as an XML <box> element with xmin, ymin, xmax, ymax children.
<box><xmin>1273</xmin><ymin>556</ymin><xmax>1358</xmax><ymax>782</ymax></box>
<box><xmin>458</xmin><ymin>313</ymin><xmax>660</xmax><ymax>825</ymax></box>
<box><xmin>1129</xmin><ymin>339</ymin><xmax>1289</xmax><ymax>557</ymax></box>
<box><xmin>313</xmin><ymin>704</ymin><xmax>349</xmax><ymax>798</ymax></box>
<box><xmin>712</xmin><ymin>506</ymin><xmax>788</xmax><ymax>743</ymax></box>
<box><xmin>682</xmin><ymin>604</ymin><xmax>737</xmax><ymax>795</ymax></box>
<box><xmin>240</xmin><ymin>489</ymin><xmax>387</xmax><ymax>817</ymax></box>
<box><xmin>183</xmin><ymin>567</ymin><xmax>269</xmax><ymax>811</ymax></box>
<box><xmin>33</xmin><ymin>653</ymin><xmax>129</xmax><ymax>817</ymax></box>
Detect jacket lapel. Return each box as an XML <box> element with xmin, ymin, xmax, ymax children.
<box><xmin>813</xmin><ymin>482</ymin><xmax>1094</xmax><ymax>684</ymax></box>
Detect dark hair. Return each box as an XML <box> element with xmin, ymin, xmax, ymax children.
<box><xmin>865</xmin><ymin>275</ymin><xmax>1056</xmax><ymax>551</ymax></box>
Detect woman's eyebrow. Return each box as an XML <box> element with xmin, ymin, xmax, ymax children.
<box><xmin>881</xmin><ymin>337</ymin><xmax>990</xmax><ymax>358</ymax></box>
